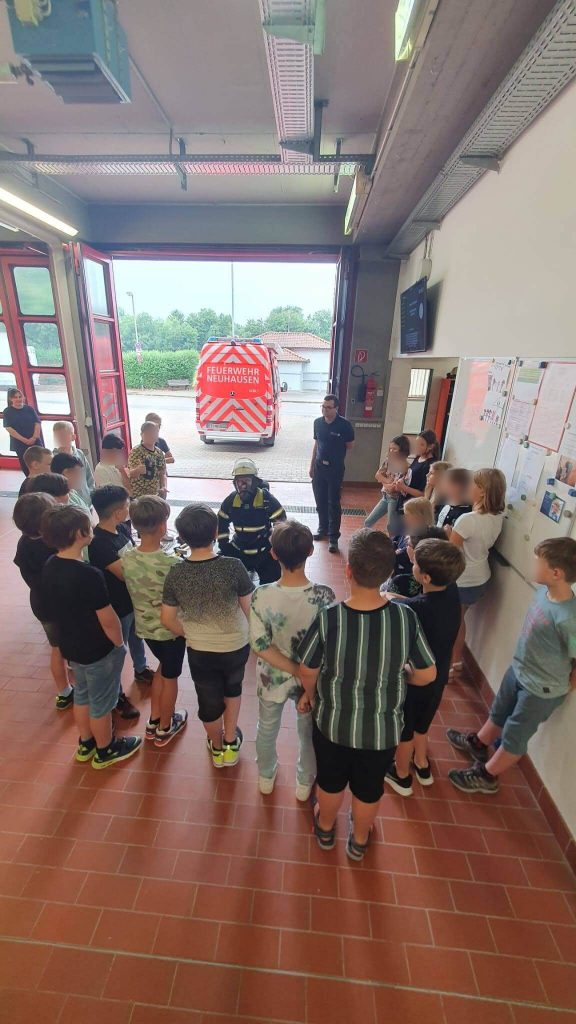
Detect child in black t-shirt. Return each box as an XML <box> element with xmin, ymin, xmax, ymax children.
<box><xmin>437</xmin><ymin>468</ymin><xmax>473</xmax><ymax>531</ymax></box>
<box><xmin>385</xmin><ymin>537</ymin><xmax>465</xmax><ymax>795</ymax></box>
<box><xmin>41</xmin><ymin>504</ymin><xmax>142</xmax><ymax>770</ymax></box>
<box><xmin>88</xmin><ymin>485</ymin><xmax>155</xmax><ymax>718</ymax></box>
<box><xmin>13</xmin><ymin>492</ymin><xmax>73</xmax><ymax>711</ymax></box>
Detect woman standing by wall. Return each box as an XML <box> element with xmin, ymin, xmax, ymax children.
<box><xmin>2</xmin><ymin>387</ymin><xmax>43</xmax><ymax>475</ymax></box>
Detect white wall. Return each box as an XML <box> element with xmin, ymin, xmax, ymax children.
<box><xmin>277</xmin><ymin>364</ymin><xmax>303</xmax><ymax>391</ymax></box>
<box><xmin>301</xmin><ymin>348</ymin><xmax>330</xmax><ymax>391</ymax></box>
<box><xmin>386</xmin><ymin>80</ymin><xmax>576</xmax><ymax>837</ymax></box>
<box><xmin>380</xmin><ymin>357</ymin><xmax>456</xmax><ymax>463</ymax></box>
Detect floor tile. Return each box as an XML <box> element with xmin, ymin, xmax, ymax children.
<box><xmin>216</xmin><ymin>922</ymin><xmax>280</xmax><ymax>969</ymax></box>
<box><xmin>92</xmin><ymin>908</ymin><xmax>162</xmax><ymax>954</ymax></box>
<box><xmin>58</xmin><ymin>995</ymin><xmax>133</xmax><ymax>1024</ymax></box>
<box><xmin>0</xmin><ymin>989</ymin><xmax>65</xmax><ymax>1024</ymax></box>
<box><xmin>443</xmin><ymin>994</ymin><xmax>514</xmax><ymax>1024</ymax></box>
<box><xmin>374</xmin><ymin>987</ymin><xmax>445</xmax><ymax>1024</ymax></box>
<box><xmin>252</xmin><ymin>890</ymin><xmax>310</xmax><ymax>930</ymax></box>
<box><xmin>311</xmin><ymin>895</ymin><xmax>371</xmax><ymax>937</ymax></box>
<box><xmin>39</xmin><ymin>946</ymin><xmax>114</xmax><ymax>998</ymax></box>
<box><xmin>406</xmin><ymin>944</ymin><xmax>477</xmax><ymax>995</ymax></box>
<box><xmin>471</xmin><ymin>952</ymin><xmax>547</xmax><ymax>1002</ymax></box>
<box><xmin>506</xmin><ymin>886</ymin><xmax>574</xmax><ymax>924</ymax></box>
<box><xmin>308</xmin><ymin>977</ymin><xmax>376</xmax><ymax>1024</ymax></box>
<box><xmin>171</xmin><ymin>962</ymin><xmax>241</xmax><ymax>1014</ymax></box>
<box><xmin>32</xmin><ymin>902</ymin><xmax>101</xmax><ymax>945</ymax></box>
<box><xmin>237</xmin><ymin>970</ymin><xmax>306</xmax><ymax>1022</ymax></box>
<box><xmin>104</xmin><ymin>954</ymin><xmax>176</xmax><ymax>1005</ymax></box>
<box><xmin>536</xmin><ymin>961</ymin><xmax>576</xmax><ymax>1010</ymax></box>
<box><xmin>429</xmin><ymin>910</ymin><xmax>496</xmax><ymax>952</ymax></box>
<box><xmin>489</xmin><ymin>917</ymin><xmax>560</xmax><ymax>960</ymax></box>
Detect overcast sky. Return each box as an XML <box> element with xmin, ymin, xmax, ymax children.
<box><xmin>112</xmin><ymin>260</ymin><xmax>338</xmax><ymax>319</ymax></box>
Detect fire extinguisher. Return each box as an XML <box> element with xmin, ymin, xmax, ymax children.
<box><xmin>364</xmin><ymin>375</ymin><xmax>378</xmax><ymax>418</ymax></box>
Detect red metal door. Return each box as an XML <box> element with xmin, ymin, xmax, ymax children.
<box><xmin>74</xmin><ymin>244</ymin><xmax>130</xmax><ymax>454</ymax></box>
<box><xmin>0</xmin><ymin>251</ymin><xmax>76</xmax><ymax>470</ymax></box>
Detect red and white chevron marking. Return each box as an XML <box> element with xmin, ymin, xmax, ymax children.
<box><xmin>196</xmin><ymin>343</ymin><xmax>275</xmax><ymax>435</ymax></box>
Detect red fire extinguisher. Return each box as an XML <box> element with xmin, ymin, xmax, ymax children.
<box><xmin>364</xmin><ymin>375</ymin><xmax>377</xmax><ymax>418</ymax></box>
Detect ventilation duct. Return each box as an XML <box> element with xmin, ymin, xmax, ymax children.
<box><xmin>385</xmin><ymin>0</ymin><xmax>576</xmax><ymax>256</ymax></box>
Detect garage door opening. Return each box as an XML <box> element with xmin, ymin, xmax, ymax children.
<box><xmin>112</xmin><ymin>256</ymin><xmax>340</xmax><ymax>482</ymax></box>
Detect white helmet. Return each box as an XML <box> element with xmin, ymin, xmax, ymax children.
<box><xmin>232</xmin><ymin>458</ymin><xmax>259</xmax><ymax>478</ymax></box>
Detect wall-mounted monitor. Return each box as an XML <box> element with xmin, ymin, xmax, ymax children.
<box><xmin>400</xmin><ymin>277</ymin><xmax>428</xmax><ymax>354</ymax></box>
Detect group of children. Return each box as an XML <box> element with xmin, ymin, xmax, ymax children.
<box><xmin>10</xmin><ymin>421</ymin><xmax>576</xmax><ymax>861</ymax></box>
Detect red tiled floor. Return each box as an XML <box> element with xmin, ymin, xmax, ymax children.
<box><xmin>1</xmin><ymin>483</ymin><xmax>575</xmax><ymax>1021</ymax></box>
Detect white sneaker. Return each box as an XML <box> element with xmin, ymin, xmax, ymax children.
<box><xmin>259</xmin><ymin>771</ymin><xmax>277</xmax><ymax>795</ymax></box>
<box><xmin>295</xmin><ymin>782</ymin><xmax>314</xmax><ymax>802</ymax></box>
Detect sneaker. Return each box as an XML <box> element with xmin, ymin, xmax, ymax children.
<box><xmin>75</xmin><ymin>737</ymin><xmax>96</xmax><ymax>763</ymax></box>
<box><xmin>134</xmin><ymin>667</ymin><xmax>154</xmax><ymax>684</ymax></box>
<box><xmin>385</xmin><ymin>763</ymin><xmax>413</xmax><ymax>796</ymax></box>
<box><xmin>55</xmin><ymin>689</ymin><xmax>74</xmax><ymax>711</ymax></box>
<box><xmin>313</xmin><ymin>532</ymin><xmax>327</xmax><ymax>541</ymax></box>
<box><xmin>223</xmin><ymin>727</ymin><xmax>243</xmax><ymax>767</ymax></box>
<box><xmin>448</xmin><ymin>762</ymin><xmax>500</xmax><ymax>795</ymax></box>
<box><xmin>207</xmin><ymin>736</ymin><xmax>224</xmax><ymax>769</ymax></box>
<box><xmin>155</xmin><ymin>710</ymin><xmax>188</xmax><ymax>748</ymax></box>
<box><xmin>446</xmin><ymin>729</ymin><xmax>489</xmax><ymax>763</ymax></box>
<box><xmin>259</xmin><ymin>770</ymin><xmax>278</xmax><ymax>795</ymax></box>
<box><xmin>145</xmin><ymin>717</ymin><xmax>160</xmax><ymax>740</ymax></box>
<box><xmin>92</xmin><ymin>735</ymin><xmax>142</xmax><ymax>771</ymax></box>
<box><xmin>413</xmin><ymin>760</ymin><xmax>434</xmax><ymax>787</ymax></box>
<box><xmin>312</xmin><ymin>800</ymin><xmax>336</xmax><ymax>851</ymax></box>
<box><xmin>115</xmin><ymin>692</ymin><xmax>140</xmax><ymax>720</ymax></box>
<box><xmin>328</xmin><ymin>542</ymin><xmax>339</xmax><ymax>554</ymax></box>
<box><xmin>346</xmin><ymin>823</ymin><xmax>372</xmax><ymax>862</ymax></box>
<box><xmin>295</xmin><ymin>782</ymin><xmax>314</xmax><ymax>802</ymax></box>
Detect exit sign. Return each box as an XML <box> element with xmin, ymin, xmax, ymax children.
<box><xmin>354</xmin><ymin>349</ymin><xmax>368</xmax><ymax>364</ymax></box>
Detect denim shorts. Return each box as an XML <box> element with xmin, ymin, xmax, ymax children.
<box><xmin>70</xmin><ymin>645</ymin><xmax>125</xmax><ymax>718</ymax></box>
<box><xmin>490</xmin><ymin>666</ymin><xmax>567</xmax><ymax>755</ymax></box>
<box><xmin>458</xmin><ymin>581</ymin><xmax>489</xmax><ymax>606</ymax></box>
<box><xmin>145</xmin><ymin>636</ymin><xmax>186</xmax><ymax>678</ymax></box>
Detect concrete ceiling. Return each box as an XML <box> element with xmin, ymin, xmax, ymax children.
<box><xmin>0</xmin><ymin>0</ymin><xmax>561</xmax><ymax>237</ymax></box>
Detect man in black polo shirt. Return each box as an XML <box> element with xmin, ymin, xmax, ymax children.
<box><xmin>310</xmin><ymin>394</ymin><xmax>355</xmax><ymax>554</ymax></box>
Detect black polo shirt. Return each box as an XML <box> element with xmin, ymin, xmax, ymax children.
<box><xmin>314</xmin><ymin>415</ymin><xmax>355</xmax><ymax>470</ymax></box>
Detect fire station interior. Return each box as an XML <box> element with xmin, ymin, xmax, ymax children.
<box><xmin>1</xmin><ymin>2</ymin><xmax>576</xmax><ymax>1022</ymax></box>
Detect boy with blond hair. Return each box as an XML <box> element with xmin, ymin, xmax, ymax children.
<box><xmin>122</xmin><ymin>495</ymin><xmax>187</xmax><ymax>746</ymax></box>
<box><xmin>52</xmin><ymin>421</ymin><xmax>94</xmax><ymax>506</ymax></box>
<box><xmin>250</xmin><ymin>520</ymin><xmax>334</xmax><ymax>800</ymax></box>
<box><xmin>448</xmin><ymin>537</ymin><xmax>576</xmax><ymax>794</ymax></box>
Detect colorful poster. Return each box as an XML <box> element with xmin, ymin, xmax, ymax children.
<box><xmin>505</xmin><ymin>398</ymin><xmax>534</xmax><ymax>439</ymax></box>
<box><xmin>480</xmin><ymin>358</ymin><xmax>513</xmax><ymax>428</ymax></box>
<box><xmin>512</xmin><ymin>361</ymin><xmax>545</xmax><ymax>404</ymax></box>
<box><xmin>540</xmin><ymin>489</ymin><xmax>565</xmax><ymax>524</ymax></box>
<box><xmin>556</xmin><ymin>455</ymin><xmax>576</xmax><ymax>487</ymax></box>
<box><xmin>529</xmin><ymin>363</ymin><xmax>576</xmax><ymax>452</ymax></box>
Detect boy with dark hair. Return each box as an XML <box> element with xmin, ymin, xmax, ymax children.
<box><xmin>123</xmin><ymin>495</ymin><xmax>187</xmax><ymax>747</ymax></box>
<box><xmin>51</xmin><ymin>452</ymin><xmax>91</xmax><ymax>512</ymax></box>
<box><xmin>52</xmin><ymin>421</ymin><xmax>94</xmax><ymax>506</ymax></box>
<box><xmin>447</xmin><ymin>537</ymin><xmax>576</xmax><ymax>794</ymax></box>
<box><xmin>128</xmin><ymin>421</ymin><xmax>167</xmax><ymax>499</ymax></box>
<box><xmin>94</xmin><ymin>433</ymin><xmax>132</xmax><ymax>489</ymax></box>
<box><xmin>13</xmin><ymin>492</ymin><xmax>73</xmax><ymax>710</ymax></box>
<box><xmin>298</xmin><ymin>529</ymin><xmax>436</xmax><ymax>861</ymax></box>
<box><xmin>437</xmin><ymin>468</ymin><xmax>473</xmax><ymax>530</ymax></box>
<box><xmin>24</xmin><ymin>472</ymin><xmax>70</xmax><ymax>502</ymax></box>
<box><xmin>88</xmin><ymin>485</ymin><xmax>154</xmax><ymax>718</ymax></box>
<box><xmin>18</xmin><ymin>446</ymin><xmax>53</xmax><ymax>496</ymax></box>
<box><xmin>385</xmin><ymin>537</ymin><xmax>465</xmax><ymax>795</ymax></box>
<box><xmin>41</xmin><ymin>505</ymin><xmax>142</xmax><ymax>770</ymax></box>
<box><xmin>386</xmin><ymin>524</ymin><xmax>448</xmax><ymax>598</ymax></box>
<box><xmin>162</xmin><ymin>503</ymin><xmax>254</xmax><ymax>767</ymax></box>
<box><xmin>250</xmin><ymin>520</ymin><xmax>335</xmax><ymax>800</ymax></box>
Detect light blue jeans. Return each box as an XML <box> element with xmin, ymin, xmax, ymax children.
<box><xmin>365</xmin><ymin>494</ymin><xmax>403</xmax><ymax>534</ymax></box>
<box><xmin>256</xmin><ymin>697</ymin><xmax>316</xmax><ymax>786</ymax></box>
<box><xmin>120</xmin><ymin>612</ymin><xmax>147</xmax><ymax>675</ymax></box>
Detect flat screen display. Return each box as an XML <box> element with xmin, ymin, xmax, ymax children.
<box><xmin>400</xmin><ymin>277</ymin><xmax>428</xmax><ymax>354</ymax></box>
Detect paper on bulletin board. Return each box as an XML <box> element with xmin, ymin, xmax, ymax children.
<box><xmin>496</xmin><ymin>436</ymin><xmax>520</xmax><ymax>490</ymax></box>
<box><xmin>480</xmin><ymin>358</ymin><xmax>513</xmax><ymax>428</ymax></box>
<box><xmin>529</xmin><ymin>363</ymin><xmax>576</xmax><ymax>452</ymax></box>
<box><xmin>505</xmin><ymin>398</ymin><xmax>535</xmax><ymax>439</ymax></box>
<box><xmin>512</xmin><ymin>361</ymin><xmax>544</xmax><ymax>404</ymax></box>
<box><xmin>517</xmin><ymin>447</ymin><xmax>545</xmax><ymax>501</ymax></box>
<box><xmin>560</xmin><ymin>421</ymin><xmax>576</xmax><ymax>463</ymax></box>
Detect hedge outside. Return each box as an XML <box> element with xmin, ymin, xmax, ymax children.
<box><xmin>122</xmin><ymin>349</ymin><xmax>199</xmax><ymax>388</ymax></box>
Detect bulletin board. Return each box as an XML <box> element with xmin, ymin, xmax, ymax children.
<box><xmin>443</xmin><ymin>356</ymin><xmax>516</xmax><ymax>470</ymax></box>
<box><xmin>494</xmin><ymin>358</ymin><xmax>576</xmax><ymax>577</ymax></box>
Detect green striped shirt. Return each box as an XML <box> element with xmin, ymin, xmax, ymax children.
<box><xmin>297</xmin><ymin>601</ymin><xmax>435</xmax><ymax>750</ymax></box>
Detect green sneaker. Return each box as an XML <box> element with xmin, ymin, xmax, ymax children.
<box><xmin>75</xmin><ymin>737</ymin><xmax>96</xmax><ymax>763</ymax></box>
<box><xmin>56</xmin><ymin>689</ymin><xmax>74</xmax><ymax>711</ymax></box>
<box><xmin>206</xmin><ymin>736</ymin><xmax>224</xmax><ymax>768</ymax></box>
<box><xmin>223</xmin><ymin>727</ymin><xmax>243</xmax><ymax>767</ymax></box>
<box><xmin>92</xmin><ymin>736</ymin><xmax>142</xmax><ymax>771</ymax></box>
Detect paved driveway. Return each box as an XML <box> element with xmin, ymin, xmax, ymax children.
<box><xmin>127</xmin><ymin>391</ymin><xmax>320</xmax><ymax>481</ymax></box>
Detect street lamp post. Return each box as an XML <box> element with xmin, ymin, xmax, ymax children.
<box><xmin>126</xmin><ymin>290</ymin><xmax>142</xmax><ymax>365</ymax></box>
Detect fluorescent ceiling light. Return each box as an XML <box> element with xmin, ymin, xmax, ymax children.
<box><xmin>0</xmin><ymin>186</ymin><xmax>78</xmax><ymax>236</ymax></box>
<box><xmin>395</xmin><ymin>0</ymin><xmax>425</xmax><ymax>61</ymax></box>
<box><xmin>0</xmin><ymin>219</ymin><xmax>19</xmax><ymax>232</ymax></box>
<box><xmin>344</xmin><ymin>169</ymin><xmax>371</xmax><ymax>236</ymax></box>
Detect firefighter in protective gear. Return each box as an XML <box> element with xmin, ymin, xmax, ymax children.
<box><xmin>217</xmin><ymin>459</ymin><xmax>286</xmax><ymax>583</ymax></box>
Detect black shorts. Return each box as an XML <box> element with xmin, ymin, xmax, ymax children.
<box><xmin>401</xmin><ymin>680</ymin><xmax>445</xmax><ymax>742</ymax></box>
<box><xmin>187</xmin><ymin>644</ymin><xmax>250</xmax><ymax>723</ymax></box>
<box><xmin>145</xmin><ymin>636</ymin><xmax>186</xmax><ymax>679</ymax></box>
<box><xmin>40</xmin><ymin>620</ymin><xmax>59</xmax><ymax>648</ymax></box>
<box><xmin>312</xmin><ymin>721</ymin><xmax>395</xmax><ymax>804</ymax></box>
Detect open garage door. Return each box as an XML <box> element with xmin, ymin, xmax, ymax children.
<box><xmin>74</xmin><ymin>244</ymin><xmax>130</xmax><ymax>453</ymax></box>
